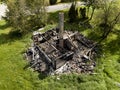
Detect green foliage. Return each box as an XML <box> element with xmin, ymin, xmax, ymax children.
<box><xmin>90</xmin><ymin>0</ymin><xmax>120</xmax><ymax>42</ymax></box>
<box><xmin>61</xmin><ymin>0</ymin><xmax>73</xmax><ymax>2</ymax></box>
<box><xmin>4</xmin><ymin>0</ymin><xmax>47</xmax><ymax>34</ymax></box>
<box><xmin>91</xmin><ymin>0</ymin><xmax>120</xmax><ymax>26</ymax></box>
<box><xmin>49</xmin><ymin>0</ymin><xmax>57</xmax><ymax>5</ymax></box>
<box><xmin>80</xmin><ymin>7</ymin><xmax>87</xmax><ymax>19</ymax></box>
<box><xmin>0</xmin><ymin>0</ymin><xmax>7</xmax><ymax>3</ymax></box>
<box><xmin>68</xmin><ymin>2</ymin><xmax>78</xmax><ymax>23</ymax></box>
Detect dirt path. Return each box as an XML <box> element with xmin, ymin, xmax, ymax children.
<box><xmin>0</xmin><ymin>2</ymin><xmax>85</xmax><ymax>20</ymax></box>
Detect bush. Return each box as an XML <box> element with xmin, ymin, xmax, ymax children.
<box><xmin>5</xmin><ymin>0</ymin><xmax>47</xmax><ymax>34</ymax></box>
<box><xmin>49</xmin><ymin>0</ymin><xmax>57</xmax><ymax>5</ymax></box>
<box><xmin>80</xmin><ymin>7</ymin><xmax>87</xmax><ymax>19</ymax></box>
<box><xmin>68</xmin><ymin>2</ymin><xmax>78</xmax><ymax>23</ymax></box>
<box><xmin>61</xmin><ymin>0</ymin><xmax>73</xmax><ymax>2</ymax></box>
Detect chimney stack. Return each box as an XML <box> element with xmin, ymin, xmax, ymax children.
<box><xmin>59</xmin><ymin>12</ymin><xmax>64</xmax><ymax>48</ymax></box>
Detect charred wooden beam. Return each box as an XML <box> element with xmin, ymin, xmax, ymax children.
<box><xmin>41</xmin><ymin>34</ymin><xmax>58</xmax><ymax>51</ymax></box>
<box><xmin>34</xmin><ymin>45</ymin><xmax>55</xmax><ymax>73</ymax></box>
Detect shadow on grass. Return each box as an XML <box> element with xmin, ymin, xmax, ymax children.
<box><xmin>83</xmin><ymin>27</ymin><xmax>120</xmax><ymax>66</ymax></box>
<box><xmin>103</xmin><ymin>30</ymin><xmax>120</xmax><ymax>55</ymax></box>
<box><xmin>86</xmin><ymin>28</ymin><xmax>120</xmax><ymax>54</ymax></box>
<box><xmin>104</xmin><ymin>39</ymin><xmax>120</xmax><ymax>55</ymax></box>
<box><xmin>117</xmin><ymin>59</ymin><xmax>120</xmax><ymax>63</ymax></box>
<box><xmin>0</xmin><ymin>23</ymin><xmax>10</xmax><ymax>30</ymax></box>
<box><xmin>23</xmin><ymin>64</ymin><xmax>48</xmax><ymax>80</ymax></box>
<box><xmin>0</xmin><ymin>20</ymin><xmax>23</xmax><ymax>45</ymax></box>
<box><xmin>0</xmin><ymin>30</ymin><xmax>23</xmax><ymax>45</ymax></box>
<box><xmin>38</xmin><ymin>73</ymin><xmax>48</xmax><ymax>80</ymax></box>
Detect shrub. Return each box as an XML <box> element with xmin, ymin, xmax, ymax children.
<box><xmin>49</xmin><ymin>0</ymin><xmax>57</xmax><ymax>5</ymax></box>
<box><xmin>80</xmin><ymin>7</ymin><xmax>87</xmax><ymax>19</ymax></box>
<box><xmin>5</xmin><ymin>0</ymin><xmax>47</xmax><ymax>34</ymax></box>
<box><xmin>61</xmin><ymin>0</ymin><xmax>73</xmax><ymax>2</ymax></box>
<box><xmin>68</xmin><ymin>2</ymin><xmax>78</xmax><ymax>23</ymax></box>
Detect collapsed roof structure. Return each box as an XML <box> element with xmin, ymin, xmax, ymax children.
<box><xmin>25</xmin><ymin>13</ymin><xmax>98</xmax><ymax>75</ymax></box>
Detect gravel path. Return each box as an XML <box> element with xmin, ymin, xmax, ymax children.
<box><xmin>0</xmin><ymin>2</ymin><xmax>85</xmax><ymax>20</ymax></box>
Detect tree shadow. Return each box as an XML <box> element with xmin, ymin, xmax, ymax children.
<box><xmin>0</xmin><ymin>33</ymin><xmax>10</xmax><ymax>45</ymax></box>
<box><xmin>104</xmin><ymin>30</ymin><xmax>120</xmax><ymax>55</ymax></box>
<box><xmin>0</xmin><ymin>23</ymin><xmax>9</xmax><ymax>30</ymax></box>
<box><xmin>61</xmin><ymin>0</ymin><xmax>73</xmax><ymax>3</ymax></box>
<box><xmin>0</xmin><ymin>30</ymin><xmax>23</xmax><ymax>45</ymax></box>
<box><xmin>117</xmin><ymin>59</ymin><xmax>120</xmax><ymax>64</ymax></box>
<box><xmin>86</xmin><ymin>27</ymin><xmax>120</xmax><ymax>55</ymax></box>
<box><xmin>0</xmin><ymin>20</ymin><xmax>23</xmax><ymax>45</ymax></box>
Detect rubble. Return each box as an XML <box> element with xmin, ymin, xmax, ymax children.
<box><xmin>24</xmin><ymin>28</ymin><xmax>98</xmax><ymax>75</ymax></box>
<box><xmin>24</xmin><ymin>13</ymin><xmax>99</xmax><ymax>75</ymax></box>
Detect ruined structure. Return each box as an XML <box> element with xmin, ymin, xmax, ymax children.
<box><xmin>25</xmin><ymin>13</ymin><xmax>98</xmax><ymax>75</ymax></box>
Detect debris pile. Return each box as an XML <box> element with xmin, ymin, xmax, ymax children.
<box><xmin>24</xmin><ymin>13</ymin><xmax>99</xmax><ymax>75</ymax></box>
<box><xmin>25</xmin><ymin>28</ymin><xmax>98</xmax><ymax>75</ymax></box>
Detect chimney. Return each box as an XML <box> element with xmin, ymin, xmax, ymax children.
<box><xmin>59</xmin><ymin>12</ymin><xmax>64</xmax><ymax>48</ymax></box>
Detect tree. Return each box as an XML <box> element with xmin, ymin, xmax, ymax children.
<box><xmin>0</xmin><ymin>0</ymin><xmax>7</xmax><ymax>3</ymax></box>
<box><xmin>49</xmin><ymin>0</ymin><xmax>57</xmax><ymax>5</ymax></box>
<box><xmin>26</xmin><ymin>0</ymin><xmax>47</xmax><ymax>29</ymax></box>
<box><xmin>61</xmin><ymin>0</ymin><xmax>74</xmax><ymax>2</ymax></box>
<box><xmin>99</xmin><ymin>0</ymin><xmax>120</xmax><ymax>43</ymax></box>
<box><xmin>80</xmin><ymin>7</ymin><xmax>87</xmax><ymax>19</ymax></box>
<box><xmin>5</xmin><ymin>0</ymin><xmax>47</xmax><ymax>34</ymax></box>
<box><xmin>80</xmin><ymin>0</ymin><xmax>99</xmax><ymax>21</ymax></box>
<box><xmin>68</xmin><ymin>2</ymin><xmax>78</xmax><ymax>23</ymax></box>
<box><xmin>92</xmin><ymin>0</ymin><xmax>120</xmax><ymax>43</ymax></box>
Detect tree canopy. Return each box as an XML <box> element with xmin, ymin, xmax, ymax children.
<box><xmin>4</xmin><ymin>0</ymin><xmax>47</xmax><ymax>34</ymax></box>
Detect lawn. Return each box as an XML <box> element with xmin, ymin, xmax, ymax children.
<box><xmin>0</xmin><ymin>10</ymin><xmax>120</xmax><ymax>90</ymax></box>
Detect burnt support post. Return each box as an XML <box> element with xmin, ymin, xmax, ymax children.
<box><xmin>59</xmin><ymin>12</ymin><xmax>64</xmax><ymax>48</ymax></box>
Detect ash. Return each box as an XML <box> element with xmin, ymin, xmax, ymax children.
<box><xmin>24</xmin><ymin>28</ymin><xmax>98</xmax><ymax>75</ymax></box>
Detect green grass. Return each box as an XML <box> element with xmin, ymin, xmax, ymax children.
<box><xmin>0</xmin><ymin>10</ymin><xmax>120</xmax><ymax>90</ymax></box>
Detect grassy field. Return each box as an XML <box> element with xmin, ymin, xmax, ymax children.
<box><xmin>0</xmin><ymin>10</ymin><xmax>120</xmax><ymax>90</ymax></box>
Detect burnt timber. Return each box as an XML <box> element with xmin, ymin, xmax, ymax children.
<box><xmin>25</xmin><ymin>13</ymin><xmax>98</xmax><ymax>75</ymax></box>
